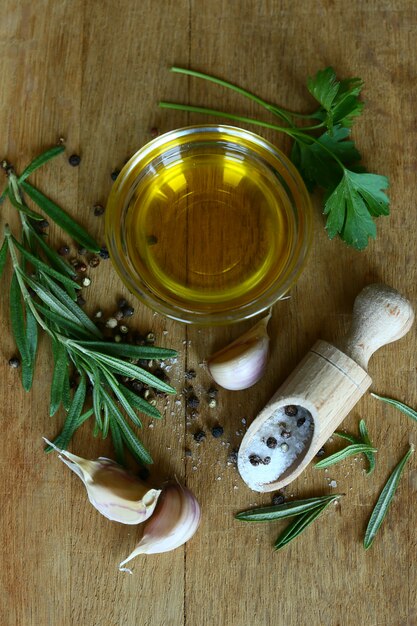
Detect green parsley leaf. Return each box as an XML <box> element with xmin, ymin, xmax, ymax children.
<box><xmin>291</xmin><ymin>126</ymin><xmax>361</xmax><ymax>191</ymax></box>
<box><xmin>307</xmin><ymin>67</ymin><xmax>364</xmax><ymax>132</ymax></box>
<box><xmin>324</xmin><ymin>169</ymin><xmax>389</xmax><ymax>250</ymax></box>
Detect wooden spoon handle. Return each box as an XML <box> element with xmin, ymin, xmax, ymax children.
<box><xmin>340</xmin><ymin>284</ymin><xmax>414</xmax><ymax>371</ymax></box>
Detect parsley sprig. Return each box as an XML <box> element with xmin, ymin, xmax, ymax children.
<box><xmin>160</xmin><ymin>66</ymin><xmax>389</xmax><ymax>250</ymax></box>
<box><xmin>1</xmin><ymin>147</ymin><xmax>177</xmax><ymax>465</ymax></box>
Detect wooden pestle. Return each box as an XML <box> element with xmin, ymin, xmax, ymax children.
<box><xmin>237</xmin><ymin>284</ymin><xmax>415</xmax><ymax>493</ymax></box>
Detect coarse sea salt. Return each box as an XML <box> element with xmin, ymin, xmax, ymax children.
<box><xmin>238</xmin><ymin>405</ymin><xmax>314</xmax><ymax>489</ymax></box>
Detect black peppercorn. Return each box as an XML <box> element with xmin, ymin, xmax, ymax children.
<box><xmin>297</xmin><ymin>417</ymin><xmax>306</xmax><ymax>427</ymax></box>
<box><xmin>111</xmin><ymin>170</ymin><xmax>120</xmax><ymax>181</ymax></box>
<box><xmin>316</xmin><ymin>447</ymin><xmax>326</xmax><ymax>457</ymax></box>
<box><xmin>207</xmin><ymin>386</ymin><xmax>218</xmax><ymax>398</ymax></box>
<box><xmin>76</xmin><ymin>295</ymin><xmax>86</xmax><ymax>306</ymax></box>
<box><xmin>99</xmin><ymin>246</ymin><xmax>110</xmax><ymax>259</ymax></box>
<box><xmin>58</xmin><ymin>245</ymin><xmax>70</xmax><ymax>256</ymax></box>
<box><xmin>77</xmin><ymin>246</ymin><xmax>87</xmax><ymax>255</ymax></box>
<box><xmin>93</xmin><ymin>204</ymin><xmax>105</xmax><ymax>216</ymax></box>
<box><xmin>68</xmin><ymin>154</ymin><xmax>81</xmax><ymax>167</ymax></box>
<box><xmin>284</xmin><ymin>405</ymin><xmax>298</xmax><ymax>417</ymax></box>
<box><xmin>88</xmin><ymin>255</ymin><xmax>100</xmax><ymax>268</ymax></box>
<box><xmin>272</xmin><ymin>493</ymin><xmax>285</xmax><ymax>506</ymax></box>
<box><xmin>185</xmin><ymin>369</ymin><xmax>196</xmax><ymax>380</ymax></box>
<box><xmin>211</xmin><ymin>425</ymin><xmax>224</xmax><ymax>438</ymax></box>
<box><xmin>122</xmin><ymin>305</ymin><xmax>135</xmax><ymax>318</ymax></box>
<box><xmin>194</xmin><ymin>430</ymin><xmax>206</xmax><ymax>443</ymax></box>
<box><xmin>8</xmin><ymin>356</ymin><xmax>20</xmax><ymax>368</ymax></box>
<box><xmin>266</xmin><ymin>436</ymin><xmax>277</xmax><ymax>449</ymax></box>
<box><xmin>185</xmin><ymin>448</ymin><xmax>192</xmax><ymax>458</ymax></box>
<box><xmin>249</xmin><ymin>454</ymin><xmax>262</xmax><ymax>466</ymax></box>
<box><xmin>187</xmin><ymin>394</ymin><xmax>200</xmax><ymax>409</ymax></box>
<box><xmin>263</xmin><ymin>456</ymin><xmax>271</xmax><ymax>465</ymax></box>
<box><xmin>281</xmin><ymin>430</ymin><xmax>292</xmax><ymax>439</ymax></box>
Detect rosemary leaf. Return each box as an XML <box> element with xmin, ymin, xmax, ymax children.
<box><xmin>0</xmin><ymin>239</ymin><xmax>8</xmax><ymax>279</ymax></box>
<box><xmin>76</xmin><ymin>340</ymin><xmax>177</xmax><ymax>360</ymax></box>
<box><xmin>274</xmin><ymin>498</ymin><xmax>337</xmax><ymax>551</ymax></box>
<box><xmin>334</xmin><ymin>431</ymin><xmax>360</xmax><ymax>444</ymax></box>
<box><xmin>371</xmin><ymin>392</ymin><xmax>417</xmax><ymax>422</ymax></box>
<box><xmin>109</xmin><ymin>417</ymin><xmax>125</xmax><ymax>465</ymax></box>
<box><xmin>41</xmin><ymin>274</ymin><xmax>102</xmax><ymax>337</ymax></box>
<box><xmin>101</xmin><ymin>369</ymin><xmax>143</xmax><ymax>429</ymax></box>
<box><xmin>33</xmin><ymin>303</ymin><xmax>95</xmax><ymax>339</ymax></box>
<box><xmin>315</xmin><ymin>443</ymin><xmax>377</xmax><ymax>469</ymax></box>
<box><xmin>21</xmin><ymin>304</ymin><xmax>38</xmax><ymax>391</ymax></box>
<box><xmin>18</xmin><ymin>145</ymin><xmax>65</xmax><ymax>183</ymax></box>
<box><xmin>7</xmin><ymin>188</ymin><xmax>45</xmax><ymax>221</ymax></box>
<box><xmin>90</xmin><ymin>352</ymin><xmax>175</xmax><ymax>394</ymax></box>
<box><xmin>359</xmin><ymin>419</ymin><xmax>376</xmax><ymax>474</ymax></box>
<box><xmin>235</xmin><ymin>494</ymin><xmax>340</xmax><ymax>522</ymax></box>
<box><xmin>104</xmin><ymin>389</ymin><xmax>152</xmax><ymax>464</ymax></box>
<box><xmin>121</xmin><ymin>385</ymin><xmax>163</xmax><ymax>420</ymax></box>
<box><xmin>28</xmin><ymin>227</ymin><xmax>75</xmax><ymax>278</ymax></box>
<box><xmin>10</xmin><ymin>272</ymin><xmax>30</xmax><ymax>365</ymax></box>
<box><xmin>21</xmin><ymin>181</ymin><xmax>100</xmax><ymax>252</ymax></box>
<box><xmin>11</xmin><ymin>236</ymin><xmax>80</xmax><ymax>292</ymax></box>
<box><xmin>45</xmin><ymin>407</ymin><xmax>94</xmax><ymax>451</ymax></box>
<box><xmin>50</xmin><ymin>339</ymin><xmax>68</xmax><ymax>416</ymax></box>
<box><xmin>56</xmin><ymin>374</ymin><xmax>87</xmax><ymax>450</ymax></box>
<box><xmin>364</xmin><ymin>445</ymin><xmax>414</xmax><ymax>549</ymax></box>
<box><xmin>24</xmin><ymin>274</ymin><xmax>82</xmax><ymax>323</ymax></box>
<box><xmin>62</xmin><ymin>366</ymin><xmax>72</xmax><ymax>411</ymax></box>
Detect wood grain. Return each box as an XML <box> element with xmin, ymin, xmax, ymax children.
<box><xmin>1</xmin><ymin>1</ymin><xmax>417</xmax><ymax>625</ymax></box>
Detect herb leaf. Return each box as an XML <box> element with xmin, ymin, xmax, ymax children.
<box><xmin>21</xmin><ymin>304</ymin><xmax>38</xmax><ymax>391</ymax></box>
<box><xmin>21</xmin><ymin>181</ymin><xmax>100</xmax><ymax>253</ymax></box>
<box><xmin>307</xmin><ymin>67</ymin><xmax>364</xmax><ymax>131</ymax></box>
<box><xmin>0</xmin><ymin>239</ymin><xmax>9</xmax><ymax>279</ymax></box>
<box><xmin>315</xmin><ymin>443</ymin><xmax>377</xmax><ymax>469</ymax></box>
<box><xmin>359</xmin><ymin>419</ymin><xmax>376</xmax><ymax>475</ymax></box>
<box><xmin>324</xmin><ymin>170</ymin><xmax>389</xmax><ymax>250</ymax></box>
<box><xmin>76</xmin><ymin>341</ymin><xmax>177</xmax><ymax>360</ymax></box>
<box><xmin>235</xmin><ymin>494</ymin><xmax>339</xmax><ymax>522</ymax></box>
<box><xmin>109</xmin><ymin>417</ymin><xmax>126</xmax><ymax>465</ymax></box>
<box><xmin>274</xmin><ymin>498</ymin><xmax>337</xmax><ymax>551</ymax></box>
<box><xmin>371</xmin><ymin>392</ymin><xmax>417</xmax><ymax>422</ymax></box>
<box><xmin>364</xmin><ymin>445</ymin><xmax>414</xmax><ymax>549</ymax></box>
<box><xmin>10</xmin><ymin>272</ymin><xmax>30</xmax><ymax>365</ymax></box>
<box><xmin>50</xmin><ymin>339</ymin><xmax>68</xmax><ymax>416</ymax></box>
<box><xmin>90</xmin><ymin>352</ymin><xmax>175</xmax><ymax>394</ymax></box>
<box><xmin>18</xmin><ymin>145</ymin><xmax>65</xmax><ymax>183</ymax></box>
<box><xmin>291</xmin><ymin>126</ymin><xmax>360</xmax><ymax>191</ymax></box>
<box><xmin>55</xmin><ymin>374</ymin><xmax>87</xmax><ymax>450</ymax></box>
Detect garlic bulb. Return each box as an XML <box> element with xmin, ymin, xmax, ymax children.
<box><xmin>119</xmin><ymin>482</ymin><xmax>201</xmax><ymax>572</ymax></box>
<box><xmin>207</xmin><ymin>311</ymin><xmax>271</xmax><ymax>390</ymax></box>
<box><xmin>44</xmin><ymin>438</ymin><xmax>160</xmax><ymax>525</ymax></box>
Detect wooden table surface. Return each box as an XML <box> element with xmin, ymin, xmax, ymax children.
<box><xmin>1</xmin><ymin>1</ymin><xmax>417</xmax><ymax>625</ymax></box>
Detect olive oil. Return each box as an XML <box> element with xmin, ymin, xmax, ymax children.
<box><xmin>124</xmin><ymin>146</ymin><xmax>294</xmax><ymax>315</ymax></box>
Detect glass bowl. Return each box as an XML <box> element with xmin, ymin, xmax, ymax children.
<box><xmin>105</xmin><ymin>125</ymin><xmax>313</xmax><ymax>325</ymax></box>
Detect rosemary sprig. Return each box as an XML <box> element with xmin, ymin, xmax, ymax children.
<box><xmin>1</xmin><ymin>146</ymin><xmax>178</xmax><ymax>464</ymax></box>
<box><xmin>315</xmin><ymin>443</ymin><xmax>377</xmax><ymax>469</ymax></box>
<box><xmin>333</xmin><ymin>419</ymin><xmax>376</xmax><ymax>474</ymax></box>
<box><xmin>235</xmin><ymin>494</ymin><xmax>338</xmax><ymax>522</ymax></box>
<box><xmin>371</xmin><ymin>392</ymin><xmax>417</xmax><ymax>422</ymax></box>
<box><xmin>236</xmin><ymin>494</ymin><xmax>343</xmax><ymax>551</ymax></box>
<box><xmin>364</xmin><ymin>445</ymin><xmax>414</xmax><ymax>549</ymax></box>
<box><xmin>274</xmin><ymin>497</ymin><xmax>338</xmax><ymax>551</ymax></box>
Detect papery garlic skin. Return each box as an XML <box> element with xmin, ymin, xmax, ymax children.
<box><xmin>119</xmin><ymin>483</ymin><xmax>201</xmax><ymax>572</ymax></box>
<box><xmin>207</xmin><ymin>311</ymin><xmax>271</xmax><ymax>391</ymax></box>
<box><xmin>44</xmin><ymin>439</ymin><xmax>160</xmax><ymax>525</ymax></box>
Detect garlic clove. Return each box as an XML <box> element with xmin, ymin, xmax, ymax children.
<box><xmin>207</xmin><ymin>311</ymin><xmax>271</xmax><ymax>391</ymax></box>
<box><xmin>118</xmin><ymin>482</ymin><xmax>201</xmax><ymax>573</ymax></box>
<box><xmin>44</xmin><ymin>438</ymin><xmax>161</xmax><ymax>525</ymax></box>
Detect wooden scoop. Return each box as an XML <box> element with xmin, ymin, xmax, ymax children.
<box><xmin>237</xmin><ymin>284</ymin><xmax>414</xmax><ymax>493</ymax></box>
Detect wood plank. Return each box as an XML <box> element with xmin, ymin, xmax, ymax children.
<box><xmin>1</xmin><ymin>1</ymin><xmax>417</xmax><ymax>625</ymax></box>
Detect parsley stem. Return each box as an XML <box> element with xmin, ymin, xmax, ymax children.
<box><xmin>170</xmin><ymin>66</ymin><xmax>295</xmax><ymax>126</ymax></box>
<box><xmin>159</xmin><ymin>101</ymin><xmax>309</xmax><ymax>138</ymax></box>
